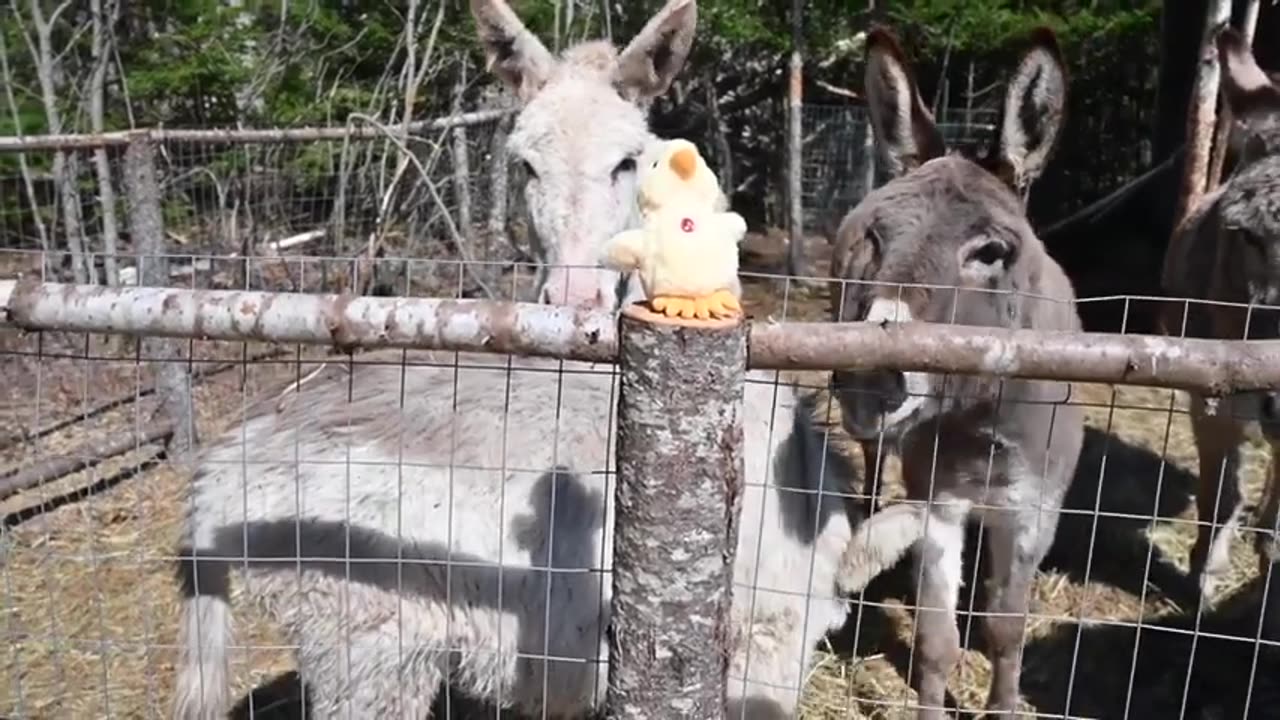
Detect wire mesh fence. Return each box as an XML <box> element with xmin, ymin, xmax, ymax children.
<box><xmin>3</xmin><ymin>255</ymin><xmax>1280</xmax><ymax>718</ymax></box>
<box><xmin>799</xmin><ymin>104</ymin><xmax>1000</xmax><ymax>234</ymax></box>
<box><xmin>0</xmin><ymin>110</ymin><xmax>530</xmax><ymax>301</ymax></box>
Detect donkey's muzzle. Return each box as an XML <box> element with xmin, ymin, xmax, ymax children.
<box><xmin>832</xmin><ymin>369</ymin><xmax>908</xmax><ymax>439</ymax></box>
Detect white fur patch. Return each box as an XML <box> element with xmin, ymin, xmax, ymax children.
<box><xmin>863</xmin><ymin>297</ymin><xmax>933</xmax><ymax>431</ymax></box>
<box><xmin>920</xmin><ymin>508</ymin><xmax>969</xmax><ymax>605</ymax></box>
<box><xmin>865</xmin><ymin>297</ymin><xmax>914</xmax><ymax>323</ymax></box>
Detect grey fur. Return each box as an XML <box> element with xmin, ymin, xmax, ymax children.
<box><xmin>827</xmin><ymin>27</ymin><xmax>1084</xmax><ymax>719</ymax></box>
<box><xmin>170</xmin><ymin>351</ymin><xmax>857</xmax><ymax>719</ymax></box>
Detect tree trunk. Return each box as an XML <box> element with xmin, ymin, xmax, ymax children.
<box><xmin>90</xmin><ymin>0</ymin><xmax>122</xmax><ymax>287</ymax></box>
<box><xmin>0</xmin><ymin>31</ymin><xmax>50</xmax><ymax>259</ymax></box>
<box><xmin>25</xmin><ymin>0</ymin><xmax>90</xmax><ymax>284</ymax></box>
<box><xmin>607</xmin><ymin>306</ymin><xmax>746</xmax><ymax>720</ymax></box>
<box><xmin>1174</xmin><ymin>0</ymin><xmax>1233</xmax><ymax>227</ymax></box>
<box><xmin>123</xmin><ymin>140</ymin><xmax>199</xmax><ymax>467</ymax></box>
<box><xmin>785</xmin><ymin>0</ymin><xmax>806</xmax><ymax>279</ymax></box>
<box><xmin>452</xmin><ymin>61</ymin><xmax>474</xmax><ymax>254</ymax></box>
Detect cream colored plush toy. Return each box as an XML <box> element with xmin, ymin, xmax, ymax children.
<box><xmin>602</xmin><ymin>139</ymin><xmax>746</xmax><ymax>320</ymax></box>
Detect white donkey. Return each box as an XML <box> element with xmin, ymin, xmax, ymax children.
<box><xmin>171</xmin><ymin>1</ymin><xmax>856</xmax><ymax>718</ymax></box>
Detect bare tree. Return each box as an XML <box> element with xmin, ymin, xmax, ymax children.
<box><xmin>1174</xmin><ymin>0</ymin><xmax>1233</xmax><ymax>226</ymax></box>
<box><xmin>0</xmin><ymin>31</ymin><xmax>51</xmax><ymax>259</ymax></box>
<box><xmin>14</xmin><ymin>0</ymin><xmax>91</xmax><ymax>284</ymax></box>
<box><xmin>89</xmin><ymin>0</ymin><xmax>121</xmax><ymax>286</ymax></box>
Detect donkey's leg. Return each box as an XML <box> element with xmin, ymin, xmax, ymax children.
<box><xmin>857</xmin><ymin>439</ymin><xmax>887</xmax><ymax>518</ymax></box>
<box><xmin>1254</xmin><ymin>455</ymin><xmax>1280</xmax><ymax>645</ymax></box>
<box><xmin>910</xmin><ymin>507</ymin><xmax>966</xmax><ymax>720</ymax></box>
<box><xmin>980</xmin><ymin>507</ymin><xmax>1058</xmax><ymax>717</ymax></box>
<box><xmin>1189</xmin><ymin>393</ymin><xmax>1248</xmax><ymax>600</ymax></box>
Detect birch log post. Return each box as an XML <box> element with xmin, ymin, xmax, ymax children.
<box><xmin>123</xmin><ymin>139</ymin><xmax>200</xmax><ymax>466</ymax></box>
<box><xmin>606</xmin><ymin>305</ymin><xmax>746</xmax><ymax>720</ymax></box>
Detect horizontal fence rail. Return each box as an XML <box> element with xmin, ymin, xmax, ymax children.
<box><xmin>0</xmin><ymin>108</ymin><xmax>515</xmax><ymax>152</ymax></box>
<box><xmin>5</xmin><ymin>280</ymin><xmax>1280</xmax><ymax>394</ymax></box>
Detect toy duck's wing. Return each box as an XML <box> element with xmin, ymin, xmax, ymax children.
<box><xmin>600</xmin><ymin>229</ymin><xmax>647</xmax><ymax>271</ymax></box>
<box><xmin>715</xmin><ymin>211</ymin><xmax>748</xmax><ymax>244</ymax></box>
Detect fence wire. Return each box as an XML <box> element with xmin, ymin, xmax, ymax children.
<box><xmin>2</xmin><ymin>249</ymin><xmax>1280</xmax><ymax>719</ymax></box>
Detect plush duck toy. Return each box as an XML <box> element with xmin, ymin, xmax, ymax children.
<box><xmin>601</xmin><ymin>139</ymin><xmax>746</xmax><ymax>321</ymax></box>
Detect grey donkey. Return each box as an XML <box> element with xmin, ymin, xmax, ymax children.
<box><xmin>1160</xmin><ymin>26</ymin><xmax>1280</xmax><ymax>606</ymax></box>
<box><xmin>171</xmin><ymin>0</ymin><xmax>858</xmax><ymax>717</ymax></box>
<box><xmin>826</xmin><ymin>27</ymin><xmax>1085</xmax><ymax>719</ymax></box>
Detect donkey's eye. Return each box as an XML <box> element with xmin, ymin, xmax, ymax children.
<box><xmin>522</xmin><ymin>160</ymin><xmax>538</xmax><ymax>180</ymax></box>
<box><xmin>611</xmin><ymin>157</ymin><xmax>636</xmax><ymax>182</ymax></box>
<box><xmin>864</xmin><ymin>225</ymin><xmax>884</xmax><ymax>253</ymax></box>
<box><xmin>968</xmin><ymin>240</ymin><xmax>1010</xmax><ymax>267</ymax></box>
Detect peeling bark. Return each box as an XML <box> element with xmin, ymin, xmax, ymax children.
<box><xmin>0</xmin><ymin>109</ymin><xmax>515</xmax><ymax>152</ymax></box>
<box><xmin>7</xmin><ymin>282</ymin><xmax>1280</xmax><ymax>394</ymax></box>
<box><xmin>607</xmin><ymin>307</ymin><xmax>746</xmax><ymax>720</ymax></box>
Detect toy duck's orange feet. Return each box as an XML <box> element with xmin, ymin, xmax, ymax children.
<box><xmin>706</xmin><ymin>288</ymin><xmax>742</xmax><ymax>317</ymax></box>
<box><xmin>651</xmin><ymin>295</ymin><xmax>700</xmax><ymax>319</ymax></box>
<box><xmin>651</xmin><ymin>292</ymin><xmax>742</xmax><ymax>321</ymax></box>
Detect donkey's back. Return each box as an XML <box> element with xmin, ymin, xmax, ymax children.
<box><xmin>174</xmin><ymin>349</ymin><xmax>852</xmax><ymax>719</ymax></box>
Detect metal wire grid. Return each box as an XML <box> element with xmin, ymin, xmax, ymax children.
<box><xmin>0</xmin><ymin>117</ymin><xmax>527</xmax><ymax>298</ymax></box>
<box><xmin>2</xmin><ymin>256</ymin><xmax>1280</xmax><ymax>718</ymax></box>
<box><xmin>799</xmin><ymin>105</ymin><xmax>1000</xmax><ymax>235</ymax></box>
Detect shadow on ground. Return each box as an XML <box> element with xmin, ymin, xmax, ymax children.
<box><xmin>231</xmin><ymin>426</ymin><xmax>1272</xmax><ymax>718</ymax></box>
<box><xmin>829</xmin><ymin>426</ymin><xmax>1280</xmax><ymax>718</ymax></box>
<box><xmin>231</xmin><ymin>671</ymin><xmax>524</xmax><ymax>719</ymax></box>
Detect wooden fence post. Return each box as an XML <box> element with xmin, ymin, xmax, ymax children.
<box><xmin>606</xmin><ymin>305</ymin><xmax>746</xmax><ymax>720</ymax></box>
<box><xmin>123</xmin><ymin>137</ymin><xmax>200</xmax><ymax>466</ymax></box>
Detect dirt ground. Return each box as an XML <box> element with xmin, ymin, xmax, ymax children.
<box><xmin>2</xmin><ymin>239</ymin><xmax>1279</xmax><ymax>719</ymax></box>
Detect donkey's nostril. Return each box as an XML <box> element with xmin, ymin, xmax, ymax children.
<box><xmin>878</xmin><ymin>371</ymin><xmax>908</xmax><ymax>413</ymax></box>
<box><xmin>1264</xmin><ymin>393</ymin><xmax>1280</xmax><ymax>422</ymax></box>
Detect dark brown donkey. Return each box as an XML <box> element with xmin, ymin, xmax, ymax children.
<box><xmin>1161</xmin><ymin>27</ymin><xmax>1280</xmax><ymax>607</ymax></box>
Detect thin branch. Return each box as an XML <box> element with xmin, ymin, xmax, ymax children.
<box><xmin>0</xmin><ymin>109</ymin><xmax>517</xmax><ymax>151</ymax></box>
<box><xmin>346</xmin><ymin>112</ymin><xmax>496</xmax><ymax>299</ymax></box>
<box><xmin>0</xmin><ymin>30</ymin><xmax>51</xmax><ymax>256</ymax></box>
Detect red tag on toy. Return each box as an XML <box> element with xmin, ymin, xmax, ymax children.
<box><xmin>680</xmin><ymin>217</ymin><xmax>695</xmax><ymax>232</ymax></box>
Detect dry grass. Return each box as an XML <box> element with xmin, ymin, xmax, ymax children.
<box><xmin>1</xmin><ymin>250</ymin><xmax>1277</xmax><ymax>719</ymax></box>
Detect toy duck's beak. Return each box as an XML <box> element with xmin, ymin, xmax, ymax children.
<box><xmin>669</xmin><ymin>147</ymin><xmax>697</xmax><ymax>181</ymax></box>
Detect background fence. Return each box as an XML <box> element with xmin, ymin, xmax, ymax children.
<box><xmin>1</xmin><ymin>105</ymin><xmax>1007</xmax><ymax>287</ymax></box>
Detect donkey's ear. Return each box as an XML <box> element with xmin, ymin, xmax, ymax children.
<box><xmin>864</xmin><ymin>26</ymin><xmax>946</xmax><ymax>180</ymax></box>
<box><xmin>614</xmin><ymin>0</ymin><xmax>697</xmax><ymax>102</ymax></box>
<box><xmin>992</xmin><ymin>27</ymin><xmax>1067</xmax><ymax>195</ymax></box>
<box><xmin>1218</xmin><ymin>25</ymin><xmax>1280</xmax><ymax>118</ymax></box>
<box><xmin>471</xmin><ymin>0</ymin><xmax>556</xmax><ymax>103</ymax></box>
